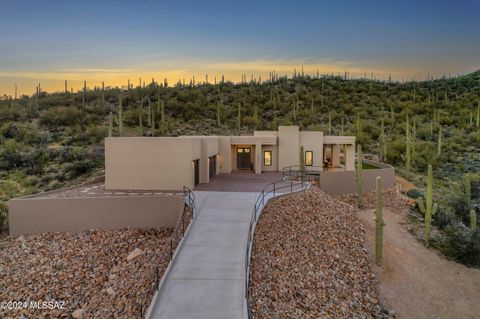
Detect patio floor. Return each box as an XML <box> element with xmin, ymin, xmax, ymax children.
<box><xmin>194</xmin><ymin>171</ymin><xmax>284</xmax><ymax>192</ymax></box>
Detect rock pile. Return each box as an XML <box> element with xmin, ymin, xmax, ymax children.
<box><xmin>249</xmin><ymin>187</ymin><xmax>384</xmax><ymax>318</ymax></box>
<box><xmin>0</xmin><ymin>228</ymin><xmax>172</xmax><ymax>318</ymax></box>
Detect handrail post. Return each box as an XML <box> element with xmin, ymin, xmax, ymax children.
<box><xmin>262</xmin><ymin>190</ymin><xmax>264</xmax><ymax>206</ymax></box>
<box><xmin>290</xmin><ymin>179</ymin><xmax>293</xmax><ymax>192</ymax></box>
<box><xmin>273</xmin><ymin>182</ymin><xmax>276</xmax><ymax>196</ymax></box>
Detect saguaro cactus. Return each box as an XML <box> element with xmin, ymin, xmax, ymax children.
<box><xmin>328</xmin><ymin>111</ymin><xmax>332</xmax><ymax>135</ymax></box>
<box><xmin>108</xmin><ymin>112</ymin><xmax>113</xmax><ymax>137</ymax></box>
<box><xmin>356</xmin><ymin>144</ymin><xmax>364</xmax><ymax>208</ymax></box>
<box><xmin>375</xmin><ymin>176</ymin><xmax>384</xmax><ymax>265</ymax></box>
<box><xmin>356</xmin><ymin>113</ymin><xmax>361</xmax><ymax>136</ymax></box>
<box><xmin>101</xmin><ymin>81</ymin><xmax>105</xmax><ymax>105</ymax></box>
<box><xmin>118</xmin><ymin>96</ymin><xmax>123</xmax><ymax>136</ymax></box>
<box><xmin>465</xmin><ymin>174</ymin><xmax>472</xmax><ymax>211</ymax></box>
<box><xmin>417</xmin><ymin>165</ymin><xmax>438</xmax><ymax>244</ymax></box>
<box><xmin>437</xmin><ymin>126</ymin><xmax>442</xmax><ymax>156</ymax></box>
<box><xmin>299</xmin><ymin>145</ymin><xmax>305</xmax><ymax>177</ymax></box>
<box><xmin>138</xmin><ymin>114</ymin><xmax>143</xmax><ymax>136</ymax></box>
<box><xmin>237</xmin><ymin>103</ymin><xmax>241</xmax><ymax>132</ymax></box>
<box><xmin>405</xmin><ymin>114</ymin><xmax>411</xmax><ymax>178</ymax></box>
<box><xmin>470</xmin><ymin>210</ymin><xmax>477</xmax><ymax>231</ymax></box>
<box><xmin>217</xmin><ymin>98</ymin><xmax>222</xmax><ymax>127</ymax></box>
<box><xmin>380</xmin><ymin>114</ymin><xmax>385</xmax><ymax>161</ymax></box>
<box><xmin>476</xmin><ymin>104</ymin><xmax>479</xmax><ymax>128</ymax></box>
<box><xmin>161</xmin><ymin>100</ymin><xmax>165</xmax><ymax>136</ymax></box>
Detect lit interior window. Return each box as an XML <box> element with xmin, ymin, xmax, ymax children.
<box><xmin>305</xmin><ymin>151</ymin><xmax>313</xmax><ymax>166</ymax></box>
<box><xmin>264</xmin><ymin>151</ymin><xmax>272</xmax><ymax>166</ymax></box>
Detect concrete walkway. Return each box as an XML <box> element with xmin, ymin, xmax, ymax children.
<box><xmin>149</xmin><ymin>191</ymin><xmax>257</xmax><ymax>319</ymax></box>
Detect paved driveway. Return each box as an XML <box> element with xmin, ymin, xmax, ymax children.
<box><xmin>194</xmin><ymin>172</ymin><xmax>283</xmax><ymax>192</ymax></box>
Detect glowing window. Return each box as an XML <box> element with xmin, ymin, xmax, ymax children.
<box><xmin>264</xmin><ymin>151</ymin><xmax>272</xmax><ymax>166</ymax></box>
<box><xmin>305</xmin><ymin>151</ymin><xmax>313</xmax><ymax>166</ymax></box>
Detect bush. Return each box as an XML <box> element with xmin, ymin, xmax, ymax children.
<box><xmin>438</xmin><ymin>222</ymin><xmax>480</xmax><ymax>266</ymax></box>
<box><xmin>39</xmin><ymin>106</ymin><xmax>81</xmax><ymax>130</ymax></box>
<box><xmin>406</xmin><ymin>188</ymin><xmax>423</xmax><ymax>199</ymax></box>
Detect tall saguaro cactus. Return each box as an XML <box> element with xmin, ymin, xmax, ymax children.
<box><xmin>375</xmin><ymin>176</ymin><xmax>384</xmax><ymax>265</ymax></box>
<box><xmin>417</xmin><ymin>165</ymin><xmax>438</xmax><ymax>244</ymax></box>
<box><xmin>118</xmin><ymin>96</ymin><xmax>123</xmax><ymax>136</ymax></box>
<box><xmin>476</xmin><ymin>104</ymin><xmax>479</xmax><ymax>128</ymax></box>
<box><xmin>160</xmin><ymin>100</ymin><xmax>165</xmax><ymax>136</ymax></box>
<box><xmin>299</xmin><ymin>145</ymin><xmax>305</xmax><ymax>177</ymax></box>
<box><xmin>437</xmin><ymin>126</ymin><xmax>442</xmax><ymax>156</ymax></box>
<box><xmin>380</xmin><ymin>114</ymin><xmax>385</xmax><ymax>161</ymax></box>
<box><xmin>470</xmin><ymin>210</ymin><xmax>477</xmax><ymax>231</ymax></box>
<box><xmin>465</xmin><ymin>174</ymin><xmax>472</xmax><ymax>211</ymax></box>
<box><xmin>237</xmin><ymin>103</ymin><xmax>241</xmax><ymax>132</ymax></box>
<box><xmin>356</xmin><ymin>144</ymin><xmax>364</xmax><ymax>208</ymax></box>
<box><xmin>356</xmin><ymin>113</ymin><xmax>361</xmax><ymax>136</ymax></box>
<box><xmin>217</xmin><ymin>97</ymin><xmax>222</xmax><ymax>127</ymax></box>
<box><xmin>328</xmin><ymin>111</ymin><xmax>332</xmax><ymax>135</ymax></box>
<box><xmin>108</xmin><ymin>112</ymin><xmax>113</xmax><ymax>137</ymax></box>
<box><xmin>405</xmin><ymin>114</ymin><xmax>411</xmax><ymax>178</ymax></box>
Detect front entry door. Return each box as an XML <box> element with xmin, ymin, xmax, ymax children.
<box><xmin>209</xmin><ymin>155</ymin><xmax>216</xmax><ymax>179</ymax></box>
<box><xmin>236</xmin><ymin>148</ymin><xmax>251</xmax><ymax>170</ymax></box>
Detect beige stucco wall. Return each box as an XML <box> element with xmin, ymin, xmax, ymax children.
<box><xmin>345</xmin><ymin>144</ymin><xmax>356</xmax><ymax>170</ymax></box>
<box><xmin>9</xmin><ymin>195</ymin><xmax>184</xmax><ymax>236</ymax></box>
<box><xmin>299</xmin><ymin>131</ymin><xmax>324</xmax><ymax>168</ymax></box>
<box><xmin>219</xmin><ymin>136</ymin><xmax>232</xmax><ymax>173</ymax></box>
<box><xmin>106</xmin><ymin>137</ymin><xmax>201</xmax><ymax>190</ymax></box>
<box><xmin>278</xmin><ymin>126</ymin><xmax>300</xmax><ymax>169</ymax></box>
<box><xmin>319</xmin><ymin>163</ymin><xmax>395</xmax><ymax>195</ymax></box>
<box><xmin>261</xmin><ymin>145</ymin><xmax>278</xmax><ymax>172</ymax></box>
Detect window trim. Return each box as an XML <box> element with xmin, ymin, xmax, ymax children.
<box><xmin>264</xmin><ymin>150</ymin><xmax>272</xmax><ymax>166</ymax></box>
<box><xmin>305</xmin><ymin>151</ymin><xmax>313</xmax><ymax>166</ymax></box>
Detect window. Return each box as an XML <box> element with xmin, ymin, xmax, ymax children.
<box><xmin>305</xmin><ymin>151</ymin><xmax>313</xmax><ymax>166</ymax></box>
<box><xmin>264</xmin><ymin>151</ymin><xmax>272</xmax><ymax>166</ymax></box>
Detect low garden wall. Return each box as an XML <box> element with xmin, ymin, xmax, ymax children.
<box><xmin>9</xmin><ymin>194</ymin><xmax>184</xmax><ymax>236</ymax></box>
<box><xmin>319</xmin><ymin>160</ymin><xmax>395</xmax><ymax>195</ymax></box>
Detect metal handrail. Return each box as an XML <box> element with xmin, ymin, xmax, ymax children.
<box><xmin>244</xmin><ymin>177</ymin><xmax>310</xmax><ymax>318</ymax></box>
<box><xmin>282</xmin><ymin>165</ymin><xmax>322</xmax><ymax>179</ymax></box>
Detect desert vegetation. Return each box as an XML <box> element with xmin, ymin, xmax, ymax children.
<box><xmin>0</xmin><ymin>71</ymin><xmax>479</xmax><ymax>264</ymax></box>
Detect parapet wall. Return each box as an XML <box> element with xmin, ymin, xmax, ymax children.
<box><xmin>9</xmin><ymin>194</ymin><xmax>184</xmax><ymax>236</ymax></box>
<box><xmin>319</xmin><ymin>160</ymin><xmax>395</xmax><ymax>195</ymax></box>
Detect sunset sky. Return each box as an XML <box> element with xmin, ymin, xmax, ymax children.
<box><xmin>1</xmin><ymin>0</ymin><xmax>479</xmax><ymax>96</ymax></box>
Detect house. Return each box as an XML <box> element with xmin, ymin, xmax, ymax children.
<box><xmin>105</xmin><ymin>126</ymin><xmax>356</xmax><ymax>190</ymax></box>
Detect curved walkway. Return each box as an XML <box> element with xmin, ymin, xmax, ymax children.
<box><xmin>148</xmin><ymin>191</ymin><xmax>257</xmax><ymax>319</ymax></box>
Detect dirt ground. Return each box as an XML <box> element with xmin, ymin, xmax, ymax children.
<box><xmin>358</xmin><ymin>206</ymin><xmax>480</xmax><ymax>319</ymax></box>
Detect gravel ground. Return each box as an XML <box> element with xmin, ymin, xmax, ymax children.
<box><xmin>249</xmin><ymin>187</ymin><xmax>386</xmax><ymax>318</ymax></box>
<box><xmin>29</xmin><ymin>182</ymin><xmax>182</xmax><ymax>199</ymax></box>
<box><xmin>0</xmin><ymin>228</ymin><xmax>173</xmax><ymax>319</ymax></box>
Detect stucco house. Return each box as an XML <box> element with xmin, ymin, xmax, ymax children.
<box><xmin>105</xmin><ymin>126</ymin><xmax>356</xmax><ymax>190</ymax></box>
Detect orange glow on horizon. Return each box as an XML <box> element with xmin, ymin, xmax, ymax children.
<box><xmin>0</xmin><ymin>60</ymin><xmax>476</xmax><ymax>96</ymax></box>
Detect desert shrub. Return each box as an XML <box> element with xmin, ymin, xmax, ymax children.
<box><xmin>406</xmin><ymin>188</ymin><xmax>423</xmax><ymax>199</ymax></box>
<box><xmin>0</xmin><ymin>200</ymin><xmax>7</xmax><ymax>230</ymax></box>
<box><xmin>39</xmin><ymin>106</ymin><xmax>81</xmax><ymax>129</ymax></box>
<box><xmin>438</xmin><ymin>223</ymin><xmax>480</xmax><ymax>266</ymax></box>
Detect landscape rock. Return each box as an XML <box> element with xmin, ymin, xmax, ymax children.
<box><xmin>249</xmin><ymin>186</ymin><xmax>385</xmax><ymax>318</ymax></box>
<box><xmin>72</xmin><ymin>308</ymin><xmax>85</xmax><ymax>319</ymax></box>
<box><xmin>126</xmin><ymin>248</ymin><xmax>144</xmax><ymax>261</ymax></box>
<box><xmin>0</xmin><ymin>228</ymin><xmax>173</xmax><ymax>318</ymax></box>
